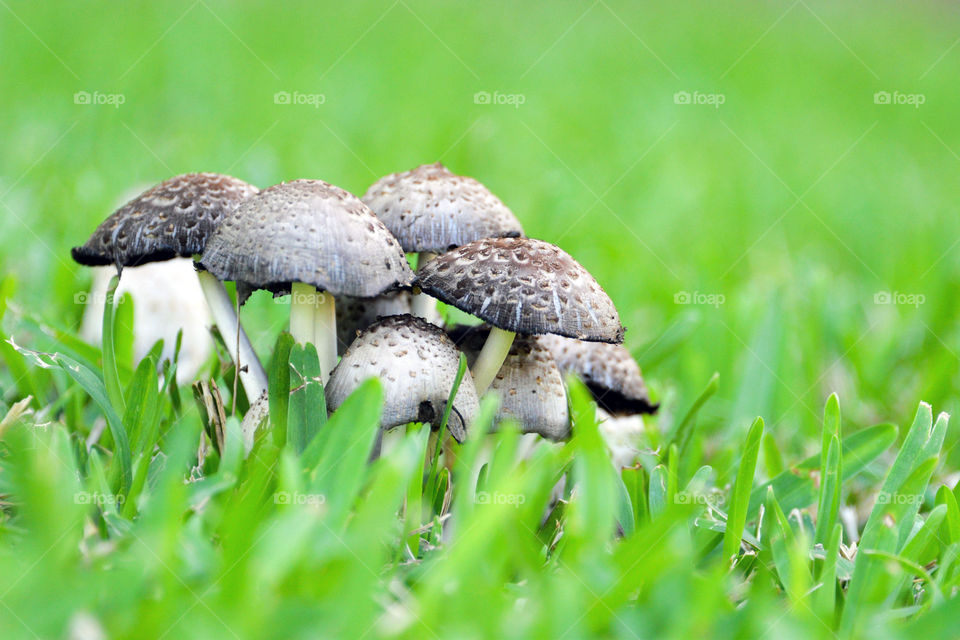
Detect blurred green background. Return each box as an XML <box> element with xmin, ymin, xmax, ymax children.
<box><xmin>2</xmin><ymin>0</ymin><xmax>958</xmax><ymax>460</ymax></box>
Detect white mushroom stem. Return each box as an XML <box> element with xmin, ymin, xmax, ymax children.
<box><xmin>411</xmin><ymin>252</ymin><xmax>441</xmax><ymax>324</ymax></box>
<box><xmin>289</xmin><ymin>282</ymin><xmax>316</xmax><ymax>347</ymax></box>
<box><xmin>470</xmin><ymin>327</ymin><xmax>516</xmax><ymax>393</ymax></box>
<box><xmin>313</xmin><ymin>291</ymin><xmax>337</xmax><ymax>383</ymax></box>
<box><xmin>196</xmin><ymin>270</ymin><xmax>268</xmax><ymax>401</ymax></box>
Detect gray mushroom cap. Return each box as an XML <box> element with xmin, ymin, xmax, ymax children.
<box><xmin>335</xmin><ymin>291</ymin><xmax>412</xmax><ymax>356</ymax></box>
<box><xmin>539</xmin><ymin>334</ymin><xmax>658</xmax><ymax>416</ymax></box>
<box><xmin>325</xmin><ymin>315</ymin><xmax>478</xmax><ymax>442</ymax></box>
<box><xmin>199</xmin><ymin>179</ymin><xmax>413</xmax><ymax>297</ymax></box>
<box><xmin>449</xmin><ymin>325</ymin><xmax>569</xmax><ymax>441</ymax></box>
<box><xmin>416</xmin><ymin>237</ymin><xmax>624</xmax><ymax>342</ymax></box>
<box><xmin>71</xmin><ymin>173</ymin><xmax>258</xmax><ymax>270</ymax></box>
<box><xmin>361</xmin><ymin>162</ymin><xmax>524</xmax><ymax>253</ymax></box>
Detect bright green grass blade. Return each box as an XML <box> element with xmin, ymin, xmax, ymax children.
<box><xmin>406</xmin><ymin>424</ymin><xmax>430</xmax><ymax>556</ymax></box>
<box><xmin>900</xmin><ymin>503</ymin><xmax>948</xmax><ymax>568</ymax></box>
<box><xmin>762</xmin><ymin>432</ymin><xmax>785</xmax><ymax>477</ymax></box>
<box><xmin>427</xmin><ymin>353</ymin><xmax>467</xmax><ymax>490</ymax></box>
<box><xmin>723</xmin><ymin>417</ymin><xmax>763</xmax><ymax>561</ymax></box>
<box><xmin>621</xmin><ymin>466</ymin><xmax>649</xmax><ymax>526</ymax></box>
<box><xmin>669</xmin><ymin>371</ymin><xmax>719</xmax><ymax>455</ymax></box>
<box><xmin>649</xmin><ymin>464</ymin><xmax>668</xmax><ymax>517</ymax></box>
<box><xmin>113</xmin><ymin>289</ymin><xmax>135</xmax><ymax>376</ymax></box>
<box><xmin>814</xmin><ymin>522</ymin><xmax>842</xmax><ymax>625</ymax></box>
<box><xmin>814</xmin><ymin>434</ymin><xmax>841</xmax><ymax>544</ymax></box>
<box><xmin>100</xmin><ymin>275</ymin><xmax>126</xmax><ymax>415</ymax></box>
<box><xmin>122</xmin><ymin>356</ymin><xmax>160</xmax><ymax>454</ymax></box>
<box><xmin>268</xmin><ymin>331</ymin><xmax>294</xmax><ymax>447</ymax></box>
<box><xmin>287</xmin><ymin>342</ymin><xmax>325</xmax><ymax>454</ymax></box>
<box><xmin>935</xmin><ymin>484</ymin><xmax>960</xmax><ymax>544</ymax></box>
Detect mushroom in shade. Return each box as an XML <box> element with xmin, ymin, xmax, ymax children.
<box><xmin>71</xmin><ymin>173</ymin><xmax>268</xmax><ymax>401</ymax></box>
<box><xmin>335</xmin><ymin>291</ymin><xmax>412</xmax><ymax>356</ymax></box>
<box><xmin>325</xmin><ymin>315</ymin><xmax>478</xmax><ymax>443</ymax></box>
<box><xmin>448</xmin><ymin>325</ymin><xmax>569</xmax><ymax>440</ymax></box>
<box><xmin>362</xmin><ymin>162</ymin><xmax>523</xmax><ymax>320</ymax></box>
<box><xmin>199</xmin><ymin>179</ymin><xmax>413</xmax><ymax>381</ymax></box>
<box><xmin>538</xmin><ymin>335</ymin><xmax>658</xmax><ymax>416</ymax></box>
<box><xmin>415</xmin><ymin>237</ymin><xmax>624</xmax><ymax>392</ymax></box>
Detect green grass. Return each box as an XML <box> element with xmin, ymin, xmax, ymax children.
<box><xmin>2</xmin><ymin>1</ymin><xmax>960</xmax><ymax>637</ymax></box>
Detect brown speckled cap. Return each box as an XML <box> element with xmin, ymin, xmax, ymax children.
<box><xmin>71</xmin><ymin>173</ymin><xmax>258</xmax><ymax>270</ymax></box>
<box><xmin>199</xmin><ymin>179</ymin><xmax>413</xmax><ymax>297</ymax></box>
<box><xmin>361</xmin><ymin>162</ymin><xmax>524</xmax><ymax>253</ymax></box>
<box><xmin>416</xmin><ymin>237</ymin><xmax>624</xmax><ymax>342</ymax></box>
<box><xmin>539</xmin><ymin>334</ymin><xmax>657</xmax><ymax>416</ymax></box>
<box><xmin>325</xmin><ymin>315</ymin><xmax>478</xmax><ymax>442</ymax></box>
<box><xmin>449</xmin><ymin>325</ymin><xmax>569</xmax><ymax>440</ymax></box>
<box><xmin>335</xmin><ymin>291</ymin><xmax>412</xmax><ymax>355</ymax></box>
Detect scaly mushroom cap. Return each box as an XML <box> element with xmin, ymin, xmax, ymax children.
<box><xmin>539</xmin><ymin>334</ymin><xmax>657</xmax><ymax>416</ymax></box>
<box><xmin>449</xmin><ymin>325</ymin><xmax>569</xmax><ymax>440</ymax></box>
<box><xmin>335</xmin><ymin>291</ymin><xmax>412</xmax><ymax>355</ymax></box>
<box><xmin>362</xmin><ymin>162</ymin><xmax>524</xmax><ymax>253</ymax></box>
<box><xmin>200</xmin><ymin>179</ymin><xmax>413</xmax><ymax>297</ymax></box>
<box><xmin>325</xmin><ymin>315</ymin><xmax>478</xmax><ymax>442</ymax></box>
<box><xmin>71</xmin><ymin>173</ymin><xmax>258</xmax><ymax>269</ymax></box>
<box><xmin>417</xmin><ymin>237</ymin><xmax>624</xmax><ymax>342</ymax></box>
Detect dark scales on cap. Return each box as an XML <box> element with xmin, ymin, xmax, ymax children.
<box><xmin>199</xmin><ymin>179</ymin><xmax>413</xmax><ymax>297</ymax></box>
<box><xmin>540</xmin><ymin>334</ymin><xmax>658</xmax><ymax>416</ymax></box>
<box><xmin>416</xmin><ymin>237</ymin><xmax>624</xmax><ymax>342</ymax></box>
<box><xmin>71</xmin><ymin>173</ymin><xmax>258</xmax><ymax>270</ymax></box>
<box><xmin>362</xmin><ymin>162</ymin><xmax>523</xmax><ymax>253</ymax></box>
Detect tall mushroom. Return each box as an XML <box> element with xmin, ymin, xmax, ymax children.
<box><xmin>325</xmin><ymin>315</ymin><xmax>479</xmax><ymax>443</ymax></box>
<box><xmin>199</xmin><ymin>179</ymin><xmax>413</xmax><ymax>381</ymax></box>
<box><xmin>71</xmin><ymin>172</ymin><xmax>268</xmax><ymax>400</ymax></box>
<box><xmin>361</xmin><ymin>162</ymin><xmax>524</xmax><ymax>320</ymax></box>
<box><xmin>448</xmin><ymin>325</ymin><xmax>569</xmax><ymax>440</ymax></box>
<box><xmin>415</xmin><ymin>237</ymin><xmax>624</xmax><ymax>392</ymax></box>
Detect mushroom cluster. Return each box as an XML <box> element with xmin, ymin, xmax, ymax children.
<box><xmin>72</xmin><ymin>163</ymin><xmax>658</xmax><ymax>462</ymax></box>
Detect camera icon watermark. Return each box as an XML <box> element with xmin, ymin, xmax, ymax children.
<box><xmin>674</xmin><ymin>290</ymin><xmax>725</xmax><ymax>308</ymax></box>
<box><xmin>873</xmin><ymin>90</ymin><xmax>925</xmax><ymax>108</ymax></box>
<box><xmin>74</xmin><ymin>290</ymin><xmax>110</xmax><ymax>305</ymax></box>
<box><xmin>874</xmin><ymin>291</ymin><xmax>924</xmax><ymax>308</ymax></box>
<box><xmin>74</xmin><ymin>90</ymin><xmax>125</xmax><ymax>108</ymax></box>
<box><xmin>674</xmin><ymin>90</ymin><xmax>725</xmax><ymax>108</ymax></box>
<box><xmin>473</xmin><ymin>90</ymin><xmax>526</xmax><ymax>108</ymax></box>
<box><xmin>274</xmin><ymin>491</ymin><xmax>326</xmax><ymax>506</ymax></box>
<box><xmin>475</xmin><ymin>491</ymin><xmax>526</xmax><ymax>506</ymax></box>
<box><xmin>274</xmin><ymin>91</ymin><xmax>326</xmax><ymax>108</ymax></box>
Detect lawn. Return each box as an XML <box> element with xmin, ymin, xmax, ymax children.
<box><xmin>1</xmin><ymin>1</ymin><xmax>960</xmax><ymax>638</ymax></box>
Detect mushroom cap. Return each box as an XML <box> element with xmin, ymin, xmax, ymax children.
<box><xmin>325</xmin><ymin>315</ymin><xmax>478</xmax><ymax>442</ymax></box>
<box><xmin>71</xmin><ymin>173</ymin><xmax>258</xmax><ymax>269</ymax></box>
<box><xmin>416</xmin><ymin>237</ymin><xmax>624</xmax><ymax>342</ymax></box>
<box><xmin>199</xmin><ymin>179</ymin><xmax>413</xmax><ymax>297</ymax></box>
<box><xmin>335</xmin><ymin>291</ymin><xmax>412</xmax><ymax>356</ymax></box>
<box><xmin>449</xmin><ymin>325</ymin><xmax>569</xmax><ymax>440</ymax></box>
<box><xmin>362</xmin><ymin>162</ymin><xmax>524</xmax><ymax>253</ymax></box>
<box><xmin>539</xmin><ymin>334</ymin><xmax>657</xmax><ymax>416</ymax></box>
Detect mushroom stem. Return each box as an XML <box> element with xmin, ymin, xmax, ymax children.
<box><xmin>470</xmin><ymin>327</ymin><xmax>516</xmax><ymax>393</ymax></box>
<box><xmin>289</xmin><ymin>282</ymin><xmax>316</xmax><ymax>347</ymax></box>
<box><xmin>411</xmin><ymin>252</ymin><xmax>440</xmax><ymax>323</ymax></box>
<box><xmin>196</xmin><ymin>270</ymin><xmax>268</xmax><ymax>401</ymax></box>
<box><xmin>312</xmin><ymin>291</ymin><xmax>337</xmax><ymax>383</ymax></box>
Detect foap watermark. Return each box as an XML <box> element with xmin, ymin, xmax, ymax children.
<box><xmin>874</xmin><ymin>291</ymin><xmax>925</xmax><ymax>308</ymax></box>
<box><xmin>279</xmin><ymin>290</ymin><xmax>330</xmax><ymax>306</ymax></box>
<box><xmin>674</xmin><ymin>290</ymin><xmax>725</xmax><ymax>308</ymax></box>
<box><xmin>74</xmin><ymin>90</ymin><xmax>125</xmax><ymax>108</ymax></box>
<box><xmin>475</xmin><ymin>491</ymin><xmax>526</xmax><ymax>506</ymax></box>
<box><xmin>674</xmin><ymin>490</ymin><xmax>725</xmax><ymax>508</ymax></box>
<box><xmin>274</xmin><ymin>491</ymin><xmax>326</xmax><ymax>506</ymax></box>
<box><xmin>473</xmin><ymin>90</ymin><xmax>526</xmax><ymax>108</ymax></box>
<box><xmin>75</xmin><ymin>491</ymin><xmax>125</xmax><ymax>507</ymax></box>
<box><xmin>274</xmin><ymin>91</ymin><xmax>326</xmax><ymax>108</ymax></box>
<box><xmin>674</xmin><ymin>90</ymin><xmax>725</xmax><ymax>108</ymax></box>
<box><xmin>876</xmin><ymin>492</ymin><xmax>922</xmax><ymax>506</ymax></box>
<box><xmin>873</xmin><ymin>90</ymin><xmax>925</xmax><ymax>108</ymax></box>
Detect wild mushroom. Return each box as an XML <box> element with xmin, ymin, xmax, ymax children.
<box><xmin>199</xmin><ymin>179</ymin><xmax>413</xmax><ymax>381</ymax></box>
<box><xmin>415</xmin><ymin>237</ymin><xmax>624</xmax><ymax>392</ymax></box>
<box><xmin>71</xmin><ymin>172</ymin><xmax>268</xmax><ymax>400</ymax></box>
<box><xmin>335</xmin><ymin>291</ymin><xmax>412</xmax><ymax>355</ymax></box>
<box><xmin>448</xmin><ymin>325</ymin><xmax>569</xmax><ymax>440</ymax></box>
<box><xmin>362</xmin><ymin>162</ymin><xmax>523</xmax><ymax>320</ymax></box>
<box><xmin>325</xmin><ymin>315</ymin><xmax>479</xmax><ymax>442</ymax></box>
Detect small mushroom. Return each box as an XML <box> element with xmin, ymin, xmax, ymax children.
<box><xmin>449</xmin><ymin>325</ymin><xmax>569</xmax><ymax>440</ymax></box>
<box><xmin>71</xmin><ymin>173</ymin><xmax>267</xmax><ymax>400</ymax></box>
<box><xmin>335</xmin><ymin>291</ymin><xmax>412</xmax><ymax>356</ymax></box>
<box><xmin>325</xmin><ymin>315</ymin><xmax>478</xmax><ymax>442</ymax></box>
<box><xmin>362</xmin><ymin>162</ymin><xmax>524</xmax><ymax>321</ymax></box>
<box><xmin>416</xmin><ymin>237</ymin><xmax>624</xmax><ymax>392</ymax></box>
<box><xmin>199</xmin><ymin>179</ymin><xmax>413</xmax><ymax>381</ymax></box>
<box><xmin>538</xmin><ymin>334</ymin><xmax>658</xmax><ymax>416</ymax></box>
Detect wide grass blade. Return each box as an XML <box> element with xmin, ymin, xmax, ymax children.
<box><xmin>723</xmin><ymin>417</ymin><xmax>764</xmax><ymax>561</ymax></box>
